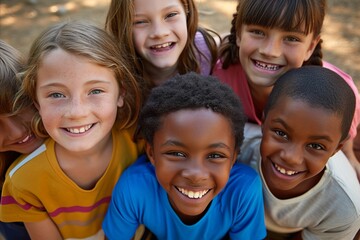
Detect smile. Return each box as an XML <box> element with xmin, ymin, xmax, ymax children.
<box><xmin>254</xmin><ymin>60</ymin><xmax>281</xmax><ymax>71</ymax></box>
<box><xmin>66</xmin><ymin>124</ymin><xmax>93</xmax><ymax>134</ymax></box>
<box><xmin>274</xmin><ymin>163</ymin><xmax>299</xmax><ymax>176</ymax></box>
<box><xmin>18</xmin><ymin>134</ymin><xmax>33</xmax><ymax>144</ymax></box>
<box><xmin>150</xmin><ymin>42</ymin><xmax>174</xmax><ymax>50</ymax></box>
<box><xmin>177</xmin><ymin>187</ymin><xmax>210</xmax><ymax>199</ymax></box>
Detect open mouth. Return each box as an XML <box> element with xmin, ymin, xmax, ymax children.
<box><xmin>273</xmin><ymin>162</ymin><xmax>300</xmax><ymax>176</ymax></box>
<box><xmin>176</xmin><ymin>187</ymin><xmax>210</xmax><ymax>199</ymax></box>
<box><xmin>66</xmin><ymin>124</ymin><xmax>93</xmax><ymax>134</ymax></box>
<box><xmin>150</xmin><ymin>42</ymin><xmax>175</xmax><ymax>51</ymax></box>
<box><xmin>18</xmin><ymin>134</ymin><xmax>33</xmax><ymax>144</ymax></box>
<box><xmin>254</xmin><ymin>60</ymin><xmax>282</xmax><ymax>71</ymax></box>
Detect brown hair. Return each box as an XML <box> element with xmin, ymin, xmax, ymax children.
<box><xmin>0</xmin><ymin>40</ymin><xmax>24</xmax><ymax>186</ymax></box>
<box><xmin>105</xmin><ymin>0</ymin><xmax>218</xmax><ymax>90</ymax></box>
<box><xmin>219</xmin><ymin>0</ymin><xmax>326</xmax><ymax>69</ymax></box>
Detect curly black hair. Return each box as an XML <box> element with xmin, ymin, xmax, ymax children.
<box><xmin>139</xmin><ymin>72</ymin><xmax>247</xmax><ymax>149</ymax></box>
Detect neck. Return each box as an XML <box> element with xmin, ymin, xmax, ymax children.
<box><xmin>143</xmin><ymin>62</ymin><xmax>178</xmax><ymax>86</ymax></box>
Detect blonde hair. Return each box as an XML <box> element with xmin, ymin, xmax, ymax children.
<box><xmin>14</xmin><ymin>21</ymin><xmax>142</xmax><ymax>138</ymax></box>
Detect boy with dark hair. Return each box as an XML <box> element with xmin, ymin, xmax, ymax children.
<box><xmin>241</xmin><ymin>66</ymin><xmax>360</xmax><ymax>239</ymax></box>
<box><xmin>103</xmin><ymin>72</ymin><xmax>266</xmax><ymax>239</ymax></box>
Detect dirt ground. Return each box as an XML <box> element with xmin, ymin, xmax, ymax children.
<box><xmin>0</xmin><ymin>0</ymin><xmax>359</xmax><ymax>87</ymax></box>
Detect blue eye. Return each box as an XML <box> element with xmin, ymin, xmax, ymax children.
<box><xmin>49</xmin><ymin>93</ymin><xmax>65</xmax><ymax>98</ymax></box>
<box><xmin>166</xmin><ymin>12</ymin><xmax>178</xmax><ymax>19</ymax></box>
<box><xmin>90</xmin><ymin>89</ymin><xmax>103</xmax><ymax>95</ymax></box>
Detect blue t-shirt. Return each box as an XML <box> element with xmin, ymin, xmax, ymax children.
<box><xmin>103</xmin><ymin>155</ymin><xmax>266</xmax><ymax>239</ymax></box>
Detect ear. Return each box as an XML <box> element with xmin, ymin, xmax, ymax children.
<box><xmin>231</xmin><ymin>148</ymin><xmax>239</xmax><ymax>166</ymax></box>
<box><xmin>117</xmin><ymin>95</ymin><xmax>124</xmax><ymax>108</ymax></box>
<box><xmin>304</xmin><ymin>35</ymin><xmax>321</xmax><ymax>61</ymax></box>
<box><xmin>236</xmin><ymin>34</ymin><xmax>241</xmax><ymax>47</ymax></box>
<box><xmin>331</xmin><ymin>135</ymin><xmax>350</xmax><ymax>156</ymax></box>
<box><xmin>145</xmin><ymin>142</ymin><xmax>155</xmax><ymax>166</ymax></box>
<box><xmin>34</xmin><ymin>102</ymin><xmax>40</xmax><ymax>111</ymax></box>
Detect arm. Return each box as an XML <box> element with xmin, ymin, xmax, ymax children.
<box><xmin>25</xmin><ymin>217</ymin><xmax>62</xmax><ymax>240</ymax></box>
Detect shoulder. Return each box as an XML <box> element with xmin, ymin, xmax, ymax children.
<box><xmin>7</xmin><ymin>140</ymin><xmax>51</xmax><ymax>180</ymax></box>
<box><xmin>327</xmin><ymin>151</ymin><xmax>360</xmax><ymax>214</ymax></box>
<box><xmin>212</xmin><ymin>60</ymin><xmax>245</xmax><ymax>82</ymax></box>
<box><xmin>225</xmin><ymin>163</ymin><xmax>262</xmax><ymax>196</ymax></box>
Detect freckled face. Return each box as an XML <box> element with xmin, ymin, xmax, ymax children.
<box><xmin>146</xmin><ymin>109</ymin><xmax>237</xmax><ymax>223</ymax></box>
<box><xmin>36</xmin><ymin>49</ymin><xmax>123</xmax><ymax>155</ymax></box>
<box><xmin>260</xmin><ymin>97</ymin><xmax>344</xmax><ymax>198</ymax></box>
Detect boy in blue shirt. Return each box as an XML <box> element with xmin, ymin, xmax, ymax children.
<box><xmin>103</xmin><ymin>72</ymin><xmax>266</xmax><ymax>239</ymax></box>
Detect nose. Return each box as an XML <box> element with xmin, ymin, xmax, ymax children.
<box><xmin>149</xmin><ymin>20</ymin><xmax>170</xmax><ymax>39</ymax></box>
<box><xmin>64</xmin><ymin>96</ymin><xmax>88</xmax><ymax>119</ymax></box>
<box><xmin>279</xmin><ymin>143</ymin><xmax>304</xmax><ymax>166</ymax></box>
<box><xmin>181</xmin><ymin>158</ymin><xmax>209</xmax><ymax>183</ymax></box>
<box><xmin>259</xmin><ymin>36</ymin><xmax>282</xmax><ymax>58</ymax></box>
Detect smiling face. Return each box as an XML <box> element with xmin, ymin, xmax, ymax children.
<box><xmin>0</xmin><ymin>108</ymin><xmax>43</xmax><ymax>154</ymax></box>
<box><xmin>260</xmin><ymin>96</ymin><xmax>344</xmax><ymax>199</ymax></box>
<box><xmin>146</xmin><ymin>108</ymin><xmax>237</xmax><ymax>224</ymax></box>
<box><xmin>36</xmin><ymin>48</ymin><xmax>123</xmax><ymax>155</ymax></box>
<box><xmin>132</xmin><ymin>0</ymin><xmax>188</xmax><ymax>76</ymax></box>
<box><xmin>237</xmin><ymin>25</ymin><xmax>319</xmax><ymax>89</ymax></box>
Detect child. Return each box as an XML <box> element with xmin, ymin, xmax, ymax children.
<box><xmin>102</xmin><ymin>72</ymin><xmax>266</xmax><ymax>239</ymax></box>
<box><xmin>105</xmin><ymin>0</ymin><xmax>218</xmax><ymax>88</ymax></box>
<box><xmin>0</xmin><ymin>40</ymin><xmax>44</xmax><ymax>240</ymax></box>
<box><xmin>212</xmin><ymin>0</ymin><xmax>360</xmax><ymax>179</ymax></box>
<box><xmin>0</xmin><ymin>21</ymin><xmax>143</xmax><ymax>239</ymax></box>
<box><xmin>242</xmin><ymin>66</ymin><xmax>360</xmax><ymax>239</ymax></box>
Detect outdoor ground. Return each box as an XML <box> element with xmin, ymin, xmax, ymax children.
<box><xmin>0</xmin><ymin>0</ymin><xmax>359</xmax><ymax>88</ymax></box>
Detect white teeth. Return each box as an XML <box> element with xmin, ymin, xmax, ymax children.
<box><xmin>177</xmin><ymin>187</ymin><xmax>209</xmax><ymax>199</ymax></box>
<box><xmin>274</xmin><ymin>163</ymin><xmax>298</xmax><ymax>176</ymax></box>
<box><xmin>255</xmin><ymin>61</ymin><xmax>280</xmax><ymax>71</ymax></box>
<box><xmin>18</xmin><ymin>134</ymin><xmax>31</xmax><ymax>144</ymax></box>
<box><xmin>152</xmin><ymin>42</ymin><xmax>172</xmax><ymax>49</ymax></box>
<box><xmin>67</xmin><ymin>124</ymin><xmax>92</xmax><ymax>134</ymax></box>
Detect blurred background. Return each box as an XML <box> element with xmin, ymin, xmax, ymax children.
<box><xmin>0</xmin><ymin>0</ymin><xmax>359</xmax><ymax>87</ymax></box>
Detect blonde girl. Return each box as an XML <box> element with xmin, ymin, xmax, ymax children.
<box><xmin>0</xmin><ymin>21</ymin><xmax>143</xmax><ymax>239</ymax></box>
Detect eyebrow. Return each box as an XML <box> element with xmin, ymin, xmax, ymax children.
<box><xmin>38</xmin><ymin>80</ymin><xmax>113</xmax><ymax>89</ymax></box>
<box><xmin>135</xmin><ymin>4</ymin><xmax>182</xmax><ymax>16</ymax></box>
<box><xmin>161</xmin><ymin>140</ymin><xmax>232</xmax><ymax>150</ymax></box>
<box><xmin>271</xmin><ymin>118</ymin><xmax>334</xmax><ymax>143</ymax></box>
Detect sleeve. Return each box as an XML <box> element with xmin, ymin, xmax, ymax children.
<box><xmin>102</xmin><ymin>169</ymin><xmax>140</xmax><ymax>240</ymax></box>
<box><xmin>229</xmin><ymin>169</ymin><xmax>267</xmax><ymax>240</ymax></box>
<box><xmin>302</xmin><ymin>216</ymin><xmax>360</xmax><ymax>240</ymax></box>
<box><xmin>194</xmin><ymin>30</ymin><xmax>213</xmax><ymax>76</ymax></box>
<box><xmin>0</xmin><ymin>171</ymin><xmax>48</xmax><ymax>223</ymax></box>
<box><xmin>323</xmin><ymin>61</ymin><xmax>360</xmax><ymax>139</ymax></box>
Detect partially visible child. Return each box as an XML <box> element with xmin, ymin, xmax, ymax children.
<box><xmin>212</xmin><ymin>0</ymin><xmax>360</xmax><ymax>179</ymax></box>
<box><xmin>0</xmin><ymin>40</ymin><xmax>44</xmax><ymax>240</ymax></box>
<box><xmin>102</xmin><ymin>72</ymin><xmax>266</xmax><ymax>239</ymax></box>
<box><xmin>241</xmin><ymin>66</ymin><xmax>360</xmax><ymax>239</ymax></box>
<box><xmin>105</xmin><ymin>0</ymin><xmax>218</xmax><ymax>88</ymax></box>
<box><xmin>0</xmin><ymin>21</ymin><xmax>143</xmax><ymax>239</ymax></box>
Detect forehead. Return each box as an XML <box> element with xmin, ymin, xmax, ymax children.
<box><xmin>154</xmin><ymin>108</ymin><xmax>235</xmax><ymax>147</ymax></box>
<box><xmin>266</xmin><ymin>97</ymin><xmax>343</xmax><ymax>140</ymax></box>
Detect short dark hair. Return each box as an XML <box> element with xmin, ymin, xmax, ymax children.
<box><xmin>264</xmin><ymin>66</ymin><xmax>356</xmax><ymax>141</ymax></box>
<box><xmin>139</xmin><ymin>72</ymin><xmax>247</xmax><ymax>149</ymax></box>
